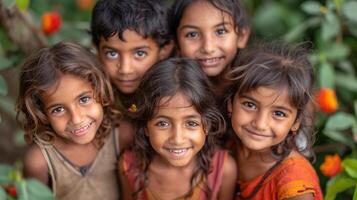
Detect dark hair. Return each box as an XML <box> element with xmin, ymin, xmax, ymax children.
<box><xmin>16</xmin><ymin>42</ymin><xmax>120</xmax><ymax>146</ymax></box>
<box><xmin>226</xmin><ymin>41</ymin><xmax>315</xmax><ymax>160</ymax></box>
<box><xmin>91</xmin><ymin>0</ymin><xmax>172</xmax><ymax>48</ymax></box>
<box><xmin>170</xmin><ymin>0</ymin><xmax>248</xmax><ymax>39</ymax></box>
<box><xmin>130</xmin><ymin>58</ymin><xmax>226</xmax><ymax>198</ymax></box>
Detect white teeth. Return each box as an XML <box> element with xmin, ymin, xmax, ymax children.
<box><xmin>168</xmin><ymin>148</ymin><xmax>188</xmax><ymax>154</ymax></box>
<box><xmin>200</xmin><ymin>57</ymin><xmax>221</xmax><ymax>64</ymax></box>
<box><xmin>71</xmin><ymin>123</ymin><xmax>91</xmax><ymax>135</ymax></box>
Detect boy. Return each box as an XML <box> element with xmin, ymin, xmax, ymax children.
<box><xmin>90</xmin><ymin>0</ymin><xmax>173</xmax><ymax>148</ymax></box>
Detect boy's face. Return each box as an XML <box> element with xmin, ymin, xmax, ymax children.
<box><xmin>98</xmin><ymin>30</ymin><xmax>164</xmax><ymax>94</ymax></box>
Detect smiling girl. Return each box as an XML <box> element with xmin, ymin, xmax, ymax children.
<box><xmin>17</xmin><ymin>42</ymin><xmax>123</xmax><ymax>200</ymax></box>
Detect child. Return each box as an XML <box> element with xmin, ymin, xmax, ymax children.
<box><xmin>17</xmin><ymin>42</ymin><xmax>122</xmax><ymax>200</ymax></box>
<box><xmin>91</xmin><ymin>0</ymin><xmax>173</xmax><ymax>113</ymax></box>
<box><xmin>226</xmin><ymin>41</ymin><xmax>323</xmax><ymax>200</ymax></box>
<box><xmin>170</xmin><ymin>0</ymin><xmax>250</xmax><ymax>97</ymax></box>
<box><xmin>91</xmin><ymin>0</ymin><xmax>174</xmax><ymax>147</ymax></box>
<box><xmin>119</xmin><ymin>58</ymin><xmax>237</xmax><ymax>199</ymax></box>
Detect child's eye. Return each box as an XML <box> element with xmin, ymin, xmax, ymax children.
<box><xmin>51</xmin><ymin>106</ymin><xmax>64</xmax><ymax>114</ymax></box>
<box><xmin>79</xmin><ymin>96</ymin><xmax>91</xmax><ymax>104</ymax></box>
<box><xmin>155</xmin><ymin>121</ymin><xmax>169</xmax><ymax>127</ymax></box>
<box><xmin>216</xmin><ymin>28</ymin><xmax>227</xmax><ymax>36</ymax></box>
<box><xmin>134</xmin><ymin>51</ymin><xmax>147</xmax><ymax>58</ymax></box>
<box><xmin>186</xmin><ymin>120</ymin><xmax>200</xmax><ymax>128</ymax></box>
<box><xmin>105</xmin><ymin>50</ymin><xmax>118</xmax><ymax>59</ymax></box>
<box><xmin>273</xmin><ymin>110</ymin><xmax>287</xmax><ymax>118</ymax></box>
<box><xmin>185</xmin><ymin>32</ymin><xmax>199</xmax><ymax>38</ymax></box>
<box><xmin>242</xmin><ymin>101</ymin><xmax>256</xmax><ymax>110</ymax></box>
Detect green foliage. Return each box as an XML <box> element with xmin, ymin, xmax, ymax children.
<box><xmin>0</xmin><ymin>164</ymin><xmax>54</xmax><ymax>199</ymax></box>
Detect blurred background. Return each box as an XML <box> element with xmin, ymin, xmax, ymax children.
<box><xmin>0</xmin><ymin>0</ymin><xmax>356</xmax><ymax>199</ymax></box>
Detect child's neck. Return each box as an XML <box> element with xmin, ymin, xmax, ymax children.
<box><xmin>53</xmin><ymin>138</ymin><xmax>98</xmax><ymax>167</ymax></box>
<box><xmin>237</xmin><ymin>145</ymin><xmax>277</xmax><ymax>182</ymax></box>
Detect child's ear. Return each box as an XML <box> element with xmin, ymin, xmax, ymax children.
<box><xmin>291</xmin><ymin>118</ymin><xmax>301</xmax><ymax>133</ymax></box>
<box><xmin>237</xmin><ymin>27</ymin><xmax>251</xmax><ymax>49</ymax></box>
<box><xmin>159</xmin><ymin>40</ymin><xmax>174</xmax><ymax>60</ymax></box>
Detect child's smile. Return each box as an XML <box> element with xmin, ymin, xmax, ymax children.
<box><xmin>147</xmin><ymin>92</ymin><xmax>206</xmax><ymax>167</ymax></box>
<box><xmin>229</xmin><ymin>86</ymin><xmax>300</xmax><ymax>152</ymax></box>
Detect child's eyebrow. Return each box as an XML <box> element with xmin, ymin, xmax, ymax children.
<box><xmin>179</xmin><ymin>22</ymin><xmax>233</xmax><ymax>31</ymax></box>
<box><xmin>240</xmin><ymin>94</ymin><xmax>294</xmax><ymax>113</ymax></box>
<box><xmin>45</xmin><ymin>90</ymin><xmax>92</xmax><ymax>111</ymax></box>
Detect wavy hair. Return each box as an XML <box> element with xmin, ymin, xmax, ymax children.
<box><xmin>226</xmin><ymin>41</ymin><xmax>316</xmax><ymax>160</ymax></box>
<box><xmin>16</xmin><ymin>42</ymin><xmax>120</xmax><ymax>146</ymax></box>
<box><xmin>130</xmin><ymin>58</ymin><xmax>226</xmax><ymax>199</ymax></box>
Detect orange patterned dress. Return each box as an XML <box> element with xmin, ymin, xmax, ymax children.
<box><xmin>236</xmin><ymin>154</ymin><xmax>323</xmax><ymax>200</ymax></box>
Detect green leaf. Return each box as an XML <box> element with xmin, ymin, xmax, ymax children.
<box><xmin>0</xmin><ymin>56</ymin><xmax>14</xmax><ymax>70</ymax></box>
<box><xmin>342</xmin><ymin>159</ymin><xmax>357</xmax><ymax>179</ymax></box>
<box><xmin>0</xmin><ymin>75</ymin><xmax>7</xmax><ymax>96</ymax></box>
<box><xmin>16</xmin><ymin>180</ymin><xmax>29</xmax><ymax>200</ymax></box>
<box><xmin>15</xmin><ymin>0</ymin><xmax>29</xmax><ymax>11</ymax></box>
<box><xmin>353</xmin><ymin>184</ymin><xmax>357</xmax><ymax>200</ymax></box>
<box><xmin>284</xmin><ymin>17</ymin><xmax>321</xmax><ymax>42</ymax></box>
<box><xmin>325</xmin><ymin>112</ymin><xmax>356</xmax><ymax>130</ymax></box>
<box><xmin>342</xmin><ymin>1</ymin><xmax>357</xmax><ymax>22</ymax></box>
<box><xmin>324</xmin><ymin>43</ymin><xmax>350</xmax><ymax>61</ymax></box>
<box><xmin>325</xmin><ymin>174</ymin><xmax>357</xmax><ymax>200</ymax></box>
<box><xmin>354</xmin><ymin>100</ymin><xmax>357</xmax><ymax>115</ymax></box>
<box><xmin>318</xmin><ymin>62</ymin><xmax>335</xmax><ymax>88</ymax></box>
<box><xmin>321</xmin><ymin>12</ymin><xmax>340</xmax><ymax>41</ymax></box>
<box><xmin>0</xmin><ymin>164</ymin><xmax>13</xmax><ymax>184</ymax></box>
<box><xmin>323</xmin><ymin>130</ymin><xmax>355</xmax><ymax>148</ymax></box>
<box><xmin>14</xmin><ymin>129</ymin><xmax>26</xmax><ymax>146</ymax></box>
<box><xmin>0</xmin><ymin>187</ymin><xmax>6</xmax><ymax>200</ymax></box>
<box><xmin>301</xmin><ymin>1</ymin><xmax>322</xmax><ymax>15</ymax></box>
<box><xmin>26</xmin><ymin>179</ymin><xmax>55</xmax><ymax>200</ymax></box>
<box><xmin>335</xmin><ymin>73</ymin><xmax>357</xmax><ymax>91</ymax></box>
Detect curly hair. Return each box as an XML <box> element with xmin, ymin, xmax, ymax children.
<box><xmin>226</xmin><ymin>41</ymin><xmax>316</xmax><ymax>160</ymax></box>
<box><xmin>16</xmin><ymin>42</ymin><xmax>120</xmax><ymax>146</ymax></box>
<box><xmin>129</xmin><ymin>58</ymin><xmax>226</xmax><ymax>199</ymax></box>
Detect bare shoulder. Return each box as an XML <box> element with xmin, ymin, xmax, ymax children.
<box><xmin>223</xmin><ymin>152</ymin><xmax>237</xmax><ymax>177</ymax></box>
<box><xmin>23</xmin><ymin>145</ymin><xmax>49</xmax><ymax>185</ymax></box>
<box><xmin>218</xmin><ymin>152</ymin><xmax>237</xmax><ymax>200</ymax></box>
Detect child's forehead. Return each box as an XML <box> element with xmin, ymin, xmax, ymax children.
<box><xmin>99</xmin><ymin>30</ymin><xmax>159</xmax><ymax>49</ymax></box>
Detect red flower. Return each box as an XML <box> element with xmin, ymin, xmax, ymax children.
<box><xmin>320</xmin><ymin>154</ymin><xmax>343</xmax><ymax>177</ymax></box>
<box><xmin>76</xmin><ymin>0</ymin><xmax>94</xmax><ymax>11</ymax></box>
<box><xmin>317</xmin><ymin>88</ymin><xmax>338</xmax><ymax>113</ymax></box>
<box><xmin>41</xmin><ymin>12</ymin><xmax>62</xmax><ymax>36</ymax></box>
<box><xmin>5</xmin><ymin>186</ymin><xmax>17</xmax><ymax>197</ymax></box>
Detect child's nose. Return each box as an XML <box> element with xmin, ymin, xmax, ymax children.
<box><xmin>169</xmin><ymin>126</ymin><xmax>185</xmax><ymax>144</ymax></box>
<box><xmin>201</xmin><ymin>35</ymin><xmax>215</xmax><ymax>54</ymax></box>
<box><xmin>117</xmin><ymin>56</ymin><xmax>133</xmax><ymax>74</ymax></box>
<box><xmin>70</xmin><ymin>109</ymin><xmax>84</xmax><ymax>125</ymax></box>
<box><xmin>252</xmin><ymin>113</ymin><xmax>268</xmax><ymax>131</ymax></box>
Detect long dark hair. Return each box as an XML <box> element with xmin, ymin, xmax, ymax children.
<box><xmin>130</xmin><ymin>58</ymin><xmax>226</xmax><ymax>198</ymax></box>
<box><xmin>16</xmin><ymin>42</ymin><xmax>120</xmax><ymax>146</ymax></box>
<box><xmin>226</xmin><ymin>41</ymin><xmax>316</xmax><ymax>160</ymax></box>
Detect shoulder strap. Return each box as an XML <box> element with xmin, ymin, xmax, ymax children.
<box><xmin>35</xmin><ymin>142</ymin><xmax>57</xmax><ymax>195</ymax></box>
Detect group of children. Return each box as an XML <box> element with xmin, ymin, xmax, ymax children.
<box><xmin>16</xmin><ymin>0</ymin><xmax>323</xmax><ymax>199</ymax></box>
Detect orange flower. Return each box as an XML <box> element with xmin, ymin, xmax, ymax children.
<box><xmin>76</xmin><ymin>0</ymin><xmax>94</xmax><ymax>11</ymax></box>
<box><xmin>317</xmin><ymin>87</ymin><xmax>338</xmax><ymax>113</ymax></box>
<box><xmin>320</xmin><ymin>154</ymin><xmax>343</xmax><ymax>177</ymax></box>
<box><xmin>41</xmin><ymin>12</ymin><xmax>62</xmax><ymax>36</ymax></box>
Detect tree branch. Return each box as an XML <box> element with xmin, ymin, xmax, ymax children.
<box><xmin>0</xmin><ymin>0</ymin><xmax>47</xmax><ymax>55</ymax></box>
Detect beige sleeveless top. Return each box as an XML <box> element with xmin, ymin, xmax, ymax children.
<box><xmin>36</xmin><ymin>129</ymin><xmax>120</xmax><ymax>200</ymax></box>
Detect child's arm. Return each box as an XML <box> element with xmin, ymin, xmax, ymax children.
<box><xmin>118</xmin><ymin>155</ymin><xmax>135</xmax><ymax>200</ymax></box>
<box><xmin>218</xmin><ymin>153</ymin><xmax>237</xmax><ymax>200</ymax></box>
<box><xmin>284</xmin><ymin>193</ymin><xmax>314</xmax><ymax>200</ymax></box>
<box><xmin>23</xmin><ymin>145</ymin><xmax>49</xmax><ymax>186</ymax></box>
